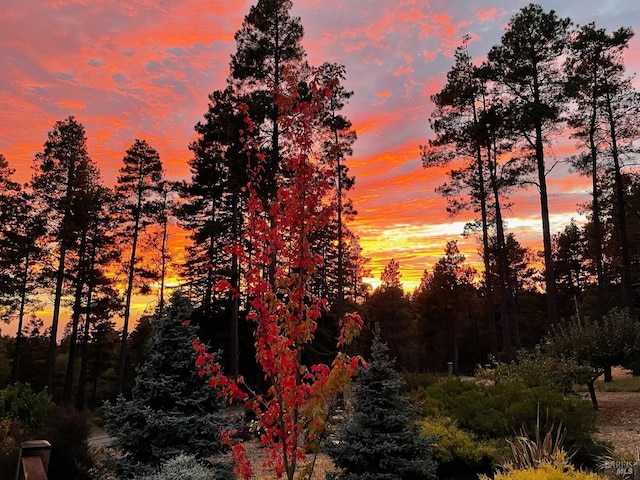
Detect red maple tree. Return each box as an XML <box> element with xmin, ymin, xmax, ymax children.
<box><xmin>194</xmin><ymin>67</ymin><xmax>364</xmax><ymax>480</ymax></box>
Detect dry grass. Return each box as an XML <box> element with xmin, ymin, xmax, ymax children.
<box><xmin>236</xmin><ymin>439</ymin><xmax>335</xmax><ymax>479</ymax></box>
<box><xmin>593</xmin><ymin>369</ymin><xmax>640</xmax><ymax>392</ymax></box>
<box><xmin>506</xmin><ymin>424</ymin><xmax>569</xmax><ymax>469</ymax></box>
<box><xmin>573</xmin><ymin>367</ymin><xmax>640</xmax><ymax>393</ymax></box>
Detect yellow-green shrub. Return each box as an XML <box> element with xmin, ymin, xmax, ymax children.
<box><xmin>488</xmin><ymin>455</ymin><xmax>599</xmax><ymax>480</ymax></box>
<box><xmin>419</xmin><ymin>415</ymin><xmax>505</xmax><ymax>477</ymax></box>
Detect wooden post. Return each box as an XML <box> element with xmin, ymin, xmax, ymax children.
<box><xmin>15</xmin><ymin>440</ymin><xmax>51</xmax><ymax>480</ymax></box>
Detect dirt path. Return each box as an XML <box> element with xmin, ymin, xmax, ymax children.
<box><xmin>593</xmin><ymin>391</ymin><xmax>640</xmax><ymax>456</ymax></box>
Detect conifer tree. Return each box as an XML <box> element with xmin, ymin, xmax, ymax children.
<box><xmin>566</xmin><ymin>25</ymin><xmax>640</xmax><ymax>307</ymax></box>
<box><xmin>317</xmin><ymin>62</ymin><xmax>357</xmax><ymax>317</ymax></box>
<box><xmin>486</xmin><ymin>4</ymin><xmax>572</xmax><ymax>326</ymax></box>
<box><xmin>114</xmin><ymin>138</ymin><xmax>164</xmax><ymax>395</ymax></box>
<box><xmin>0</xmin><ymin>155</ymin><xmax>47</xmax><ymax>382</ymax></box>
<box><xmin>103</xmin><ymin>291</ymin><xmax>230</xmax><ymax>477</ymax></box>
<box><xmin>177</xmin><ymin>87</ymin><xmax>251</xmax><ymax>378</ymax></box>
<box><xmin>423</xmin><ymin>40</ymin><xmax>497</xmax><ymax>356</ymax></box>
<box><xmin>230</xmin><ymin>0</ymin><xmax>305</xmax><ymax>205</ymax></box>
<box><xmin>62</xmin><ymin>181</ymin><xmax>111</xmax><ymax>404</ymax></box>
<box><xmin>326</xmin><ymin>334</ymin><xmax>437</xmax><ymax>480</ymax></box>
<box><xmin>31</xmin><ymin>116</ymin><xmax>100</xmax><ymax>392</ymax></box>
<box><xmin>75</xmin><ymin>185</ymin><xmax>122</xmax><ymax>409</ymax></box>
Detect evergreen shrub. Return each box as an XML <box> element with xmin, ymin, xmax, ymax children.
<box><xmin>418</xmin><ymin>415</ymin><xmax>504</xmax><ymax>478</ymax></box>
<box><xmin>103</xmin><ymin>293</ymin><xmax>231</xmax><ymax>477</ymax></box>
<box><xmin>325</xmin><ymin>334</ymin><xmax>437</xmax><ymax>479</ymax></box>
<box><xmin>134</xmin><ymin>453</ymin><xmax>233</xmax><ymax>480</ymax></box>
<box><xmin>414</xmin><ymin>378</ymin><xmax>602</xmax><ymax>465</ymax></box>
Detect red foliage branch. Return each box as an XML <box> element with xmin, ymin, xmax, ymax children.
<box><xmin>194</xmin><ymin>67</ymin><xmax>364</xmax><ymax>480</ymax></box>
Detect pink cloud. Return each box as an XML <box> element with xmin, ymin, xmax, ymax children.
<box><xmin>394</xmin><ymin>65</ymin><xmax>414</xmax><ymax>76</ymax></box>
<box><xmin>476</xmin><ymin>8</ymin><xmax>499</xmax><ymax>23</ymax></box>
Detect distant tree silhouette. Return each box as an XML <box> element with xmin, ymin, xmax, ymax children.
<box><xmin>486</xmin><ymin>4</ymin><xmax>572</xmax><ymax>326</ymax></box>
<box><xmin>114</xmin><ymin>138</ymin><xmax>164</xmax><ymax>395</ymax></box>
<box><xmin>414</xmin><ymin>241</ymin><xmax>479</xmax><ymax>373</ymax></box>
<box><xmin>0</xmin><ymin>155</ymin><xmax>47</xmax><ymax>383</ymax></box>
<box><xmin>31</xmin><ymin>116</ymin><xmax>100</xmax><ymax>393</ymax></box>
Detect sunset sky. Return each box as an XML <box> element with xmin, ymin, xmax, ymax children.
<box><xmin>2</xmin><ymin>0</ymin><xmax>640</xmax><ymax>310</ymax></box>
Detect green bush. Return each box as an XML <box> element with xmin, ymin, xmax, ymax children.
<box><xmin>418</xmin><ymin>415</ymin><xmax>504</xmax><ymax>477</ymax></box>
<box><xmin>0</xmin><ymin>385</ymin><xmax>92</xmax><ymax>480</ymax></box>
<box><xmin>0</xmin><ymin>383</ymin><xmax>55</xmax><ymax>479</ymax></box>
<box><xmin>414</xmin><ymin>378</ymin><xmax>601</xmax><ymax>465</ymax></box>
<box><xmin>0</xmin><ymin>382</ymin><xmax>54</xmax><ymax>431</ymax></box>
<box><xmin>477</xmin><ymin>349</ymin><xmax>592</xmax><ymax>395</ymax></box>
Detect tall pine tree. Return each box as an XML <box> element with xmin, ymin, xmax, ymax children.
<box><xmin>486</xmin><ymin>5</ymin><xmax>572</xmax><ymax>326</ymax></box>
<box><xmin>31</xmin><ymin>116</ymin><xmax>99</xmax><ymax>393</ymax></box>
<box><xmin>114</xmin><ymin>138</ymin><xmax>164</xmax><ymax>395</ymax></box>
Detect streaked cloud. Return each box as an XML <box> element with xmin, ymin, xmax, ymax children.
<box><xmin>1</xmin><ymin>0</ymin><xmax>639</xmax><ymax>308</ymax></box>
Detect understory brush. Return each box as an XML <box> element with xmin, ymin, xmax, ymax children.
<box><xmin>0</xmin><ymin>383</ymin><xmax>93</xmax><ymax>480</ymax></box>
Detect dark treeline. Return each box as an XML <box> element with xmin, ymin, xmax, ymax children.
<box><xmin>416</xmin><ymin>4</ymin><xmax>640</xmax><ymax>373</ymax></box>
<box><xmin>1</xmin><ymin>1</ymin><xmax>640</xmax><ymax>412</ymax></box>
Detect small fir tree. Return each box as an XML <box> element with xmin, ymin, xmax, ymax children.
<box><xmin>104</xmin><ymin>292</ymin><xmax>230</xmax><ymax>478</ymax></box>
<box><xmin>326</xmin><ymin>333</ymin><xmax>437</xmax><ymax>480</ymax></box>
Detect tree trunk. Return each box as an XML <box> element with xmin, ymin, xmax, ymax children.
<box><xmin>158</xmin><ymin>189</ymin><xmax>169</xmax><ymax>319</ymax></box>
<box><xmin>332</xmin><ymin>103</ymin><xmax>346</xmax><ymax>321</ymax></box>
<box><xmin>64</xmin><ymin>229</ymin><xmax>88</xmax><ymax>404</ymax></box>
<box><xmin>487</xmin><ymin>136</ymin><xmax>514</xmax><ymax>359</ymax></box>
<box><xmin>473</xmin><ymin>105</ymin><xmax>498</xmax><ymax>358</ymax></box>
<box><xmin>605</xmin><ymin>87</ymin><xmax>632</xmax><ymax>306</ymax></box>
<box><xmin>11</xmin><ymin>251</ymin><xmax>31</xmax><ymax>383</ymax></box>
<box><xmin>117</xmin><ymin>199</ymin><xmax>142</xmax><ymax>395</ymax></box>
<box><xmin>77</xmin><ymin>240</ymin><xmax>97</xmax><ymax>410</ymax></box>
<box><xmin>536</xmin><ymin>122</ymin><xmax>559</xmax><ymax>326</ymax></box>
<box><xmin>587</xmin><ymin>379</ymin><xmax>599</xmax><ymax>410</ymax></box>
<box><xmin>588</xmin><ymin>68</ymin><xmax>606</xmax><ymax>310</ymax></box>
<box><xmin>47</xmin><ymin>244</ymin><xmax>67</xmax><ymax>394</ymax></box>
